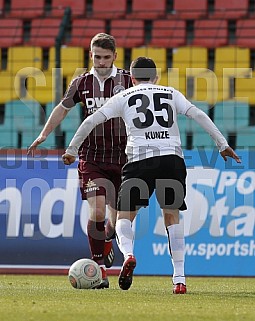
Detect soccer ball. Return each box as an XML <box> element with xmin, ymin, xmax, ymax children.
<box><xmin>68</xmin><ymin>258</ymin><xmax>102</xmax><ymax>289</ymax></box>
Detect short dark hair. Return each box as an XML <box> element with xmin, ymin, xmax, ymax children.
<box><xmin>130</xmin><ymin>57</ymin><xmax>157</xmax><ymax>81</ymax></box>
<box><xmin>90</xmin><ymin>33</ymin><xmax>116</xmax><ymax>52</ymax></box>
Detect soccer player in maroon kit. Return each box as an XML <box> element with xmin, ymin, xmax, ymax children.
<box><xmin>28</xmin><ymin>33</ymin><xmax>133</xmax><ymax>288</ymax></box>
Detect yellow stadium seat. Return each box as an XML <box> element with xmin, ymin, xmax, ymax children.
<box><xmin>47</xmin><ymin>47</ymin><xmax>84</xmax><ymax>77</ymax></box>
<box><xmin>115</xmin><ymin>47</ymin><xmax>125</xmax><ymax>69</ymax></box>
<box><xmin>235</xmin><ymin>71</ymin><xmax>255</xmax><ymax>104</ymax></box>
<box><xmin>7</xmin><ymin>47</ymin><xmax>42</xmax><ymax>74</ymax></box>
<box><xmin>0</xmin><ymin>71</ymin><xmax>20</xmax><ymax>103</ymax></box>
<box><xmin>158</xmin><ymin>70</ymin><xmax>186</xmax><ymax>95</ymax></box>
<box><xmin>214</xmin><ymin>47</ymin><xmax>250</xmax><ymax>75</ymax></box>
<box><xmin>172</xmin><ymin>47</ymin><xmax>208</xmax><ymax>75</ymax></box>
<box><xmin>131</xmin><ymin>47</ymin><xmax>167</xmax><ymax>73</ymax></box>
<box><xmin>26</xmin><ymin>70</ymin><xmax>59</xmax><ymax>104</ymax></box>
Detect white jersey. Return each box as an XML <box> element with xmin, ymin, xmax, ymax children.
<box><xmin>99</xmin><ymin>83</ymin><xmax>194</xmax><ymax>162</ymax></box>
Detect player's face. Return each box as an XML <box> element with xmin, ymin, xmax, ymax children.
<box><xmin>90</xmin><ymin>46</ymin><xmax>116</xmax><ymax>77</ymax></box>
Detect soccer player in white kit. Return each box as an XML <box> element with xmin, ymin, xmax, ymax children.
<box><xmin>62</xmin><ymin>57</ymin><xmax>241</xmax><ymax>294</ymax></box>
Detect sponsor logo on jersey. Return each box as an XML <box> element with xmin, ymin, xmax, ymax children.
<box><xmin>84</xmin><ymin>178</ymin><xmax>100</xmax><ymax>193</ymax></box>
<box><xmin>113</xmin><ymin>84</ymin><xmax>125</xmax><ymax>95</ymax></box>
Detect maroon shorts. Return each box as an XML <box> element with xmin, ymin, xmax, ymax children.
<box><xmin>78</xmin><ymin>160</ymin><xmax>123</xmax><ymax>209</ymax></box>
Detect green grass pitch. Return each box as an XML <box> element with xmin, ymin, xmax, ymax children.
<box><xmin>0</xmin><ymin>275</ymin><xmax>255</xmax><ymax>321</ymax></box>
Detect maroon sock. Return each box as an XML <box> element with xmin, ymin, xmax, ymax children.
<box><xmin>87</xmin><ymin>219</ymin><xmax>105</xmax><ymax>264</ymax></box>
<box><xmin>105</xmin><ymin>220</ymin><xmax>116</xmax><ymax>240</ymax></box>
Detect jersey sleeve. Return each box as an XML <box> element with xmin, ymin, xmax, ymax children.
<box><xmin>97</xmin><ymin>94</ymin><xmax>122</xmax><ymax>119</ymax></box>
<box><xmin>174</xmin><ymin>90</ymin><xmax>195</xmax><ymax>115</ymax></box>
<box><xmin>61</xmin><ymin>77</ymin><xmax>81</xmax><ymax>109</ymax></box>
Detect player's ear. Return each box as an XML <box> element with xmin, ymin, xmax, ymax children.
<box><xmin>113</xmin><ymin>51</ymin><xmax>117</xmax><ymax>61</ymax></box>
<box><xmin>89</xmin><ymin>51</ymin><xmax>93</xmax><ymax>59</ymax></box>
<box><xmin>152</xmin><ymin>75</ymin><xmax>159</xmax><ymax>84</ymax></box>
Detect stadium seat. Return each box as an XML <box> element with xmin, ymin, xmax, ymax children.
<box><xmin>59</xmin><ymin>103</ymin><xmax>82</xmax><ymax>146</ymax></box>
<box><xmin>50</xmin><ymin>0</ymin><xmax>86</xmax><ymax>17</ymax></box>
<box><xmin>127</xmin><ymin>0</ymin><xmax>166</xmax><ymax>19</ymax></box>
<box><xmin>150</xmin><ymin>20</ymin><xmax>186</xmax><ymax>48</ymax></box>
<box><xmin>235</xmin><ymin>71</ymin><xmax>255</xmax><ymax>104</ymax></box>
<box><xmin>69</xmin><ymin>19</ymin><xmax>105</xmax><ymax>48</ymax></box>
<box><xmin>6</xmin><ymin>47</ymin><xmax>43</xmax><ymax>74</ymax></box>
<box><xmin>192</xmin><ymin>20</ymin><xmax>228</xmax><ymax>47</ymax></box>
<box><xmin>0</xmin><ymin>0</ymin><xmax>4</xmax><ymax>15</ymax></box>
<box><xmin>213</xmin><ymin>101</ymin><xmax>250</xmax><ymax>133</ymax></box>
<box><xmin>4</xmin><ymin>100</ymin><xmax>42</xmax><ymax>129</ymax></box>
<box><xmin>8</xmin><ymin>0</ymin><xmax>45</xmax><ymax>18</ymax></box>
<box><xmin>211</xmin><ymin>0</ymin><xmax>249</xmax><ymax>19</ymax></box>
<box><xmin>26</xmin><ymin>70</ymin><xmax>58</xmax><ymax>104</ymax></box>
<box><xmin>172</xmin><ymin>47</ymin><xmax>208</xmax><ymax>75</ymax></box>
<box><xmin>214</xmin><ymin>47</ymin><xmax>250</xmax><ymax>75</ymax></box>
<box><xmin>0</xmin><ymin>19</ymin><xmax>23</xmax><ymax>47</ymax></box>
<box><xmin>110</xmin><ymin>20</ymin><xmax>144</xmax><ymax>48</ymax></box>
<box><xmin>131</xmin><ymin>47</ymin><xmax>167</xmax><ymax>73</ymax></box>
<box><xmin>177</xmin><ymin>114</ymin><xmax>188</xmax><ymax>149</ymax></box>
<box><xmin>236</xmin><ymin>127</ymin><xmax>255</xmax><ymax>149</ymax></box>
<box><xmin>236</xmin><ymin>19</ymin><xmax>255</xmax><ymax>48</ymax></box>
<box><xmin>1</xmin><ymin>100</ymin><xmax>43</xmax><ymax>148</ymax></box>
<box><xmin>47</xmin><ymin>47</ymin><xmax>84</xmax><ymax>77</ymax></box>
<box><xmin>27</xmin><ymin>18</ymin><xmax>62</xmax><ymax>47</ymax></box>
<box><xmin>214</xmin><ymin>47</ymin><xmax>251</xmax><ymax>102</ymax></box>
<box><xmin>172</xmin><ymin>0</ymin><xmax>208</xmax><ymax>19</ymax></box>
<box><xmin>190</xmin><ymin>101</ymin><xmax>215</xmax><ymax>149</ymax></box>
<box><xmin>0</xmin><ymin>71</ymin><xmax>21</xmax><ymax>103</ymax></box>
<box><xmin>91</xmin><ymin>0</ymin><xmax>127</xmax><ymax>19</ymax></box>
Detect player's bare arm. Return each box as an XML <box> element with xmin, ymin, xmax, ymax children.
<box><xmin>27</xmin><ymin>104</ymin><xmax>69</xmax><ymax>156</ymax></box>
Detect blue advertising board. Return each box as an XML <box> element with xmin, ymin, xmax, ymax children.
<box><xmin>0</xmin><ymin>149</ymin><xmax>254</xmax><ymax>275</ymax></box>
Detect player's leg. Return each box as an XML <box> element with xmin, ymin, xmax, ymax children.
<box><xmin>87</xmin><ymin>195</ymin><xmax>109</xmax><ymax>288</ymax></box>
<box><xmin>104</xmin><ymin>205</ymin><xmax>117</xmax><ymax>268</ymax></box>
<box><xmin>115</xmin><ymin>210</ymin><xmax>137</xmax><ymax>290</ymax></box>
<box><xmin>163</xmin><ymin>208</ymin><xmax>186</xmax><ymax>294</ymax></box>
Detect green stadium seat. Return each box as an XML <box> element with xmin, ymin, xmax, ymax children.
<box><xmin>213</xmin><ymin>101</ymin><xmax>250</xmax><ymax>133</ymax></box>
<box><xmin>236</xmin><ymin>127</ymin><xmax>255</xmax><ymax>149</ymax></box>
<box><xmin>46</xmin><ymin>102</ymin><xmax>81</xmax><ymax>147</ymax></box>
<box><xmin>189</xmin><ymin>101</ymin><xmax>215</xmax><ymax>149</ymax></box>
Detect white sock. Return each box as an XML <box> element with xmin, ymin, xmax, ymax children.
<box><xmin>116</xmin><ymin>218</ymin><xmax>134</xmax><ymax>260</ymax></box>
<box><xmin>167</xmin><ymin>224</ymin><xmax>185</xmax><ymax>285</ymax></box>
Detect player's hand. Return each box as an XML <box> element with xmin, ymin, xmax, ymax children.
<box><xmin>62</xmin><ymin>153</ymin><xmax>76</xmax><ymax>165</ymax></box>
<box><xmin>220</xmin><ymin>147</ymin><xmax>241</xmax><ymax>163</ymax></box>
<box><xmin>27</xmin><ymin>135</ymin><xmax>46</xmax><ymax>157</ymax></box>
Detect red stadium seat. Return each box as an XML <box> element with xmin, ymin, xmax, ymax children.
<box><xmin>150</xmin><ymin>20</ymin><xmax>186</xmax><ymax>48</ymax></box>
<box><xmin>91</xmin><ymin>0</ymin><xmax>127</xmax><ymax>19</ymax></box>
<box><xmin>211</xmin><ymin>0</ymin><xmax>249</xmax><ymax>19</ymax></box>
<box><xmin>236</xmin><ymin>19</ymin><xmax>255</xmax><ymax>48</ymax></box>
<box><xmin>69</xmin><ymin>19</ymin><xmax>105</xmax><ymax>48</ymax></box>
<box><xmin>110</xmin><ymin>20</ymin><xmax>144</xmax><ymax>47</ymax></box>
<box><xmin>0</xmin><ymin>19</ymin><xmax>23</xmax><ymax>47</ymax></box>
<box><xmin>50</xmin><ymin>0</ymin><xmax>86</xmax><ymax>17</ymax></box>
<box><xmin>0</xmin><ymin>0</ymin><xmax>4</xmax><ymax>15</ymax></box>
<box><xmin>192</xmin><ymin>20</ymin><xmax>228</xmax><ymax>48</ymax></box>
<box><xmin>127</xmin><ymin>0</ymin><xmax>166</xmax><ymax>19</ymax></box>
<box><xmin>172</xmin><ymin>0</ymin><xmax>208</xmax><ymax>19</ymax></box>
<box><xmin>27</xmin><ymin>18</ymin><xmax>62</xmax><ymax>47</ymax></box>
<box><xmin>9</xmin><ymin>0</ymin><xmax>45</xmax><ymax>18</ymax></box>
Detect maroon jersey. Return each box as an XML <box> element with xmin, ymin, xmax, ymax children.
<box><xmin>61</xmin><ymin>65</ymin><xmax>132</xmax><ymax>164</ymax></box>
